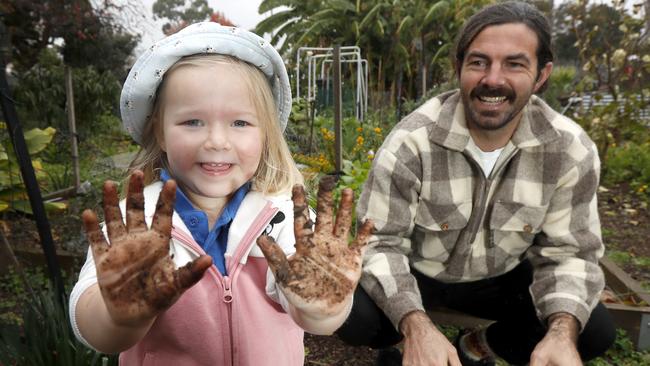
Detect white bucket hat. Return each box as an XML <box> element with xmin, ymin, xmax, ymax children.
<box><xmin>120</xmin><ymin>22</ymin><xmax>291</xmax><ymax>145</ymax></box>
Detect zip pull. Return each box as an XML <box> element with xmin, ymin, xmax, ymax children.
<box><xmin>222</xmin><ymin>276</ymin><xmax>233</xmax><ymax>303</ymax></box>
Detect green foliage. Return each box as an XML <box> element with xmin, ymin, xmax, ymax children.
<box><xmin>14</xmin><ymin>48</ymin><xmax>122</xmax><ymax>139</ymax></box>
<box><xmin>541</xmin><ymin>65</ymin><xmax>577</xmax><ymax>112</ymax></box>
<box><xmin>3</xmin><ymin>0</ymin><xmax>138</xmax><ymax>74</ymax></box>
<box><xmin>586</xmin><ymin>329</ymin><xmax>650</xmax><ymax>366</ymax></box>
<box><xmin>0</xmin><ymin>122</ymin><xmax>67</xmax><ymax>214</ymax></box>
<box><xmin>153</xmin><ymin>0</ymin><xmax>215</xmax><ymax>33</ymax></box>
<box><xmin>12</xmin><ymin>47</ymin><xmax>133</xmax><ymax>190</ymax></box>
<box><xmin>256</xmin><ymin>0</ymin><xmax>490</xmax><ymax>106</ymax></box>
<box><xmin>402</xmin><ymin>81</ymin><xmax>457</xmax><ymax>116</ymax></box>
<box><xmin>561</xmin><ymin>1</ymin><xmax>650</xmax><ymax>162</ymax></box>
<box><xmin>0</xmin><ymin>268</ymin><xmax>117</xmax><ymax>366</ymax></box>
<box><xmin>608</xmin><ymin>249</ymin><xmax>650</xmax><ymax>271</ymax></box>
<box><xmin>602</xmin><ymin>142</ymin><xmax>650</xmax><ymax>201</ymax></box>
<box><xmin>62</xmin><ymin>27</ymin><xmax>139</xmax><ymax>81</ymax></box>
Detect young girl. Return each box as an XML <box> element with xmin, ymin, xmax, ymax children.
<box><xmin>69</xmin><ymin>22</ymin><xmax>373</xmax><ymax>365</ymax></box>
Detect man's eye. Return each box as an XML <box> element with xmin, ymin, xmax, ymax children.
<box><xmin>233</xmin><ymin>120</ymin><xmax>249</xmax><ymax>127</ymax></box>
<box><xmin>182</xmin><ymin>119</ymin><xmax>203</xmax><ymax>127</ymax></box>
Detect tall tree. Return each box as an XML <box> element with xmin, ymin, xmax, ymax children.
<box><xmin>255</xmin><ymin>0</ymin><xmax>489</xmax><ymax>106</ymax></box>
<box><xmin>1</xmin><ymin>0</ymin><xmax>138</xmax><ymax>76</ymax></box>
<box><xmin>152</xmin><ymin>0</ymin><xmax>215</xmax><ymax>34</ymax></box>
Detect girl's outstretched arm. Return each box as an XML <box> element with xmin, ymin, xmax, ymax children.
<box><xmin>257</xmin><ymin>176</ymin><xmax>373</xmax><ymax>335</ymax></box>
<box><xmin>75</xmin><ymin>171</ymin><xmax>212</xmax><ymax>353</ymax></box>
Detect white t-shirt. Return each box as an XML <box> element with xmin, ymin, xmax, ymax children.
<box><xmin>466</xmin><ymin>138</ymin><xmax>504</xmax><ymax>177</ymax></box>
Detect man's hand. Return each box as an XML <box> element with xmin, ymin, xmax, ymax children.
<box><xmin>530</xmin><ymin>312</ymin><xmax>582</xmax><ymax>366</ymax></box>
<box><xmin>257</xmin><ymin>175</ymin><xmax>374</xmax><ymax>317</ymax></box>
<box><xmin>400</xmin><ymin>311</ymin><xmax>462</xmax><ymax>366</ymax></box>
<box><xmin>82</xmin><ymin>171</ymin><xmax>212</xmax><ymax>327</ymax></box>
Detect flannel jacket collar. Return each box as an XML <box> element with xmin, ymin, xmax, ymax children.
<box><xmin>427</xmin><ymin>90</ymin><xmax>562</xmax><ymax>152</ymax></box>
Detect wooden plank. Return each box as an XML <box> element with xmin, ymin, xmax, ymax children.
<box><xmin>605</xmin><ymin>303</ymin><xmax>650</xmax><ymax>350</ymax></box>
<box><xmin>426</xmin><ymin>307</ymin><xmax>492</xmax><ymax>329</ymax></box>
<box><xmin>600</xmin><ymin>257</ymin><xmax>650</xmax><ymax>350</ymax></box>
<box><xmin>600</xmin><ymin>257</ymin><xmax>650</xmax><ymax>305</ymax></box>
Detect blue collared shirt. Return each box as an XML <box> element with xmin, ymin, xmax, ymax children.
<box><xmin>161</xmin><ymin>170</ymin><xmax>250</xmax><ymax>275</ymax></box>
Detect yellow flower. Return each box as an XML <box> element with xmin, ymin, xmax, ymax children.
<box><xmin>356</xmin><ymin>127</ymin><xmax>363</xmax><ymax>133</ymax></box>
<box><xmin>374</xmin><ymin>127</ymin><xmax>382</xmax><ymax>134</ymax></box>
<box><xmin>356</xmin><ymin>136</ymin><xmax>364</xmax><ymax>145</ymax></box>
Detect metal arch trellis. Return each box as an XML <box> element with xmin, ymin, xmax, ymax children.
<box><xmin>295</xmin><ymin>46</ymin><xmax>368</xmax><ymax>121</ymax></box>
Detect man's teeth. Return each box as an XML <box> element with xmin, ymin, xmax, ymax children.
<box><xmin>479</xmin><ymin>96</ymin><xmax>507</xmax><ymax>103</ymax></box>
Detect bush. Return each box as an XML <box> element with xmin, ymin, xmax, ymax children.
<box><xmin>0</xmin><ymin>268</ymin><xmax>117</xmax><ymax>366</ymax></box>
<box><xmin>602</xmin><ymin>142</ymin><xmax>650</xmax><ymax>200</ymax></box>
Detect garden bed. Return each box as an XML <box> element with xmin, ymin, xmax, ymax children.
<box><xmin>600</xmin><ymin>257</ymin><xmax>650</xmax><ymax>351</ymax></box>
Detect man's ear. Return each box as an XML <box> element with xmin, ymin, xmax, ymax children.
<box><xmin>534</xmin><ymin>62</ymin><xmax>553</xmax><ymax>93</ymax></box>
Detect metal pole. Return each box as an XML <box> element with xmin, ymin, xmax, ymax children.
<box><xmin>0</xmin><ymin>62</ymin><xmax>65</xmax><ymax>302</ymax></box>
<box><xmin>333</xmin><ymin>45</ymin><xmax>342</xmax><ymax>175</ymax></box>
<box><xmin>65</xmin><ymin>66</ymin><xmax>80</xmax><ymax>190</ymax></box>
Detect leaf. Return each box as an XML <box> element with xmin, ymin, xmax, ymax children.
<box><xmin>45</xmin><ymin>201</ymin><xmax>68</xmax><ymax>211</ymax></box>
<box><xmin>359</xmin><ymin>3</ymin><xmax>385</xmax><ymax>30</ymax></box>
<box><xmin>10</xmin><ymin>200</ymin><xmax>67</xmax><ymax>215</ymax></box>
<box><xmin>255</xmin><ymin>9</ymin><xmax>296</xmax><ymax>34</ymax></box>
<box><xmin>375</xmin><ymin>18</ymin><xmax>384</xmax><ymax>37</ymax></box>
<box><xmin>326</xmin><ymin>0</ymin><xmax>355</xmax><ymax>12</ymax></box>
<box><xmin>423</xmin><ymin>1</ymin><xmax>449</xmax><ymax>26</ymax></box>
<box><xmin>294</xmin><ymin>19</ymin><xmax>328</xmax><ymax>49</ymax></box>
<box><xmin>429</xmin><ymin>43</ymin><xmax>450</xmax><ymax>67</ymax></box>
<box><xmin>259</xmin><ymin>0</ymin><xmax>300</xmax><ymax>14</ymax></box>
<box><xmin>24</xmin><ymin>127</ymin><xmax>56</xmax><ymax>155</ymax></box>
<box><xmin>397</xmin><ymin>15</ymin><xmax>413</xmax><ymax>36</ymax></box>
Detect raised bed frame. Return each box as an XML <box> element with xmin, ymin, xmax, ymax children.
<box><xmin>427</xmin><ymin>257</ymin><xmax>650</xmax><ymax>351</ymax></box>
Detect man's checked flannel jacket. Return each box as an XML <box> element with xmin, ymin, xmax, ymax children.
<box><xmin>357</xmin><ymin>90</ymin><xmax>604</xmax><ymax>331</ymax></box>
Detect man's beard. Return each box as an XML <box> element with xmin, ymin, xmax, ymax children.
<box><xmin>463</xmin><ymin>84</ymin><xmax>525</xmax><ymax>131</ymax></box>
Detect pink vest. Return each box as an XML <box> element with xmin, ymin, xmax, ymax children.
<box><xmin>119</xmin><ymin>202</ymin><xmax>304</xmax><ymax>365</ymax></box>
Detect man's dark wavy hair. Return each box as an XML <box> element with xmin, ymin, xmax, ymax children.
<box><xmin>453</xmin><ymin>1</ymin><xmax>554</xmax><ymax>92</ymax></box>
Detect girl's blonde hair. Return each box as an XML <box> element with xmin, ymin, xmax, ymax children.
<box><xmin>127</xmin><ymin>54</ymin><xmax>303</xmax><ymax>195</ymax></box>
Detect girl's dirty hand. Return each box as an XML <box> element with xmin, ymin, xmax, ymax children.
<box><xmin>257</xmin><ymin>176</ymin><xmax>374</xmax><ymax>316</ymax></box>
<box><xmin>82</xmin><ymin>170</ymin><xmax>212</xmax><ymax>327</ymax></box>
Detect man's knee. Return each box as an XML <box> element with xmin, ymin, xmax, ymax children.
<box><xmin>335</xmin><ymin>286</ymin><xmax>403</xmax><ymax>348</ymax></box>
<box><xmin>578</xmin><ymin>303</ymin><xmax>617</xmax><ymax>361</ymax></box>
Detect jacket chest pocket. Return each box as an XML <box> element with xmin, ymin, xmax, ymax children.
<box><xmin>413</xmin><ymin>201</ymin><xmax>472</xmax><ymax>260</ymax></box>
<box><xmin>489</xmin><ymin>201</ymin><xmax>547</xmax><ymax>257</ymax></box>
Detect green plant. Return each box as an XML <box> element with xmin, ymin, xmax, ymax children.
<box><xmin>0</xmin><ymin>122</ymin><xmax>67</xmax><ymax>214</ymax></box>
<box><xmin>542</xmin><ymin>65</ymin><xmax>577</xmax><ymax>112</ymax></box>
<box><xmin>586</xmin><ymin>329</ymin><xmax>650</xmax><ymax>365</ymax></box>
<box><xmin>562</xmin><ymin>1</ymin><xmax>650</xmax><ymax>162</ymax></box>
<box><xmin>607</xmin><ymin>249</ymin><xmax>650</xmax><ymax>271</ymax></box>
<box><xmin>0</xmin><ymin>268</ymin><xmax>118</xmax><ymax>366</ymax></box>
<box><xmin>602</xmin><ymin>142</ymin><xmax>650</xmax><ymax>200</ymax></box>
<box><xmin>0</xmin><ymin>290</ymin><xmax>117</xmax><ymax>366</ymax></box>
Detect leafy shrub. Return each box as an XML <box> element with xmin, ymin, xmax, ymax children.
<box><xmin>586</xmin><ymin>329</ymin><xmax>650</xmax><ymax>366</ymax></box>
<box><xmin>542</xmin><ymin>65</ymin><xmax>577</xmax><ymax>112</ymax></box>
<box><xmin>602</xmin><ymin>142</ymin><xmax>650</xmax><ymax>200</ymax></box>
<box><xmin>0</xmin><ymin>122</ymin><xmax>67</xmax><ymax>214</ymax></box>
<box><xmin>0</xmin><ymin>268</ymin><xmax>117</xmax><ymax>366</ymax></box>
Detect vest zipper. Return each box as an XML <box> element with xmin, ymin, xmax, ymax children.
<box><xmin>171</xmin><ymin>201</ymin><xmax>280</xmax><ymax>365</ymax></box>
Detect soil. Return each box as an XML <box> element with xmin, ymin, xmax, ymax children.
<box><xmin>1</xmin><ymin>182</ymin><xmax>648</xmax><ymax>365</ymax></box>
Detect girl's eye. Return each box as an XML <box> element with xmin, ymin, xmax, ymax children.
<box><xmin>182</xmin><ymin>119</ymin><xmax>203</xmax><ymax>127</ymax></box>
<box><xmin>233</xmin><ymin>120</ymin><xmax>249</xmax><ymax>127</ymax></box>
